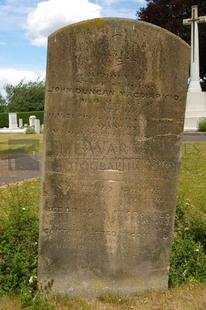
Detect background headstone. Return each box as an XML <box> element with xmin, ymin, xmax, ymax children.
<box><xmin>35</xmin><ymin>119</ymin><xmax>40</xmax><ymax>134</ymax></box>
<box><xmin>38</xmin><ymin>18</ymin><xmax>189</xmax><ymax>297</ymax></box>
<box><xmin>19</xmin><ymin>118</ymin><xmax>23</xmax><ymax>128</ymax></box>
<box><xmin>29</xmin><ymin>115</ymin><xmax>36</xmax><ymax>127</ymax></box>
<box><xmin>9</xmin><ymin>113</ymin><xmax>18</xmax><ymax>129</ymax></box>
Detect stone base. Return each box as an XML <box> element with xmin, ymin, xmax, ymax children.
<box><xmin>184</xmin><ymin>92</ymin><xmax>206</xmax><ymax>131</ymax></box>
<box><xmin>0</xmin><ymin>128</ymin><xmax>26</xmax><ymax>134</ymax></box>
<box><xmin>38</xmin><ymin>269</ymin><xmax>169</xmax><ymax>298</ymax></box>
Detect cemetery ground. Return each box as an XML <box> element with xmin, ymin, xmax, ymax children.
<box><xmin>0</xmin><ymin>140</ymin><xmax>206</xmax><ymax>309</ymax></box>
<box><xmin>0</xmin><ymin>134</ymin><xmax>43</xmax><ymax>159</ymax></box>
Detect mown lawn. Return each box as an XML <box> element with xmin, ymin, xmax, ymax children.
<box><xmin>179</xmin><ymin>142</ymin><xmax>206</xmax><ymax>213</ymax></box>
<box><xmin>0</xmin><ymin>134</ymin><xmax>43</xmax><ymax>159</ymax></box>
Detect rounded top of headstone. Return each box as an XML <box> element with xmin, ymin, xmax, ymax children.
<box><xmin>49</xmin><ymin>18</ymin><xmax>189</xmax><ymax>48</ymax></box>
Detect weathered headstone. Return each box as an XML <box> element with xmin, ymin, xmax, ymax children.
<box><xmin>19</xmin><ymin>118</ymin><xmax>23</xmax><ymax>128</ymax></box>
<box><xmin>38</xmin><ymin>18</ymin><xmax>189</xmax><ymax>297</ymax></box>
<box><xmin>35</xmin><ymin>119</ymin><xmax>41</xmax><ymax>134</ymax></box>
<box><xmin>9</xmin><ymin>113</ymin><xmax>18</xmax><ymax>129</ymax></box>
<box><xmin>29</xmin><ymin>115</ymin><xmax>36</xmax><ymax>127</ymax></box>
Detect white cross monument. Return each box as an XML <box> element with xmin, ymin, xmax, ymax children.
<box><xmin>183</xmin><ymin>5</ymin><xmax>206</xmax><ymax>131</ymax></box>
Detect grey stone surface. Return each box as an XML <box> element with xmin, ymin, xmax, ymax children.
<box><xmin>0</xmin><ymin>128</ymin><xmax>26</xmax><ymax>134</ymax></box>
<box><xmin>9</xmin><ymin>112</ymin><xmax>18</xmax><ymax>129</ymax></box>
<box><xmin>38</xmin><ymin>18</ymin><xmax>189</xmax><ymax>297</ymax></box>
<box><xmin>35</xmin><ymin>119</ymin><xmax>41</xmax><ymax>134</ymax></box>
<box><xmin>29</xmin><ymin>115</ymin><xmax>36</xmax><ymax>127</ymax></box>
<box><xmin>19</xmin><ymin>118</ymin><xmax>23</xmax><ymax>128</ymax></box>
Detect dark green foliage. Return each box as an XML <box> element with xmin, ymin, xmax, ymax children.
<box><xmin>0</xmin><ymin>111</ymin><xmax>44</xmax><ymax>128</ymax></box>
<box><xmin>137</xmin><ymin>0</ymin><xmax>206</xmax><ymax>90</ymax></box>
<box><xmin>169</xmin><ymin>197</ymin><xmax>206</xmax><ymax>287</ymax></box>
<box><xmin>0</xmin><ymin>181</ymin><xmax>56</xmax><ymax>309</ymax></box>
<box><xmin>170</xmin><ymin>237</ymin><xmax>206</xmax><ymax>287</ymax></box>
<box><xmin>198</xmin><ymin>119</ymin><xmax>206</xmax><ymax>132</ymax></box>
<box><xmin>21</xmin><ymin>290</ymin><xmax>55</xmax><ymax>310</ymax></box>
<box><xmin>26</xmin><ymin>126</ymin><xmax>36</xmax><ymax>134</ymax></box>
<box><xmin>0</xmin><ymin>185</ymin><xmax>39</xmax><ymax>295</ymax></box>
<box><xmin>0</xmin><ymin>112</ymin><xmax>9</xmax><ymax>128</ymax></box>
<box><xmin>0</xmin><ymin>93</ymin><xmax>7</xmax><ymax>113</ymax></box>
<box><xmin>5</xmin><ymin>79</ymin><xmax>45</xmax><ymax>112</ymax></box>
<box><xmin>189</xmin><ymin>216</ymin><xmax>206</xmax><ymax>252</ymax></box>
<box><xmin>28</xmin><ymin>296</ymin><xmax>55</xmax><ymax>310</ymax></box>
<box><xmin>17</xmin><ymin>111</ymin><xmax>44</xmax><ymax>126</ymax></box>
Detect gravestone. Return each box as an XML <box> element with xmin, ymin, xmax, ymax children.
<box><xmin>19</xmin><ymin>118</ymin><xmax>23</xmax><ymax>128</ymax></box>
<box><xmin>29</xmin><ymin>115</ymin><xmax>36</xmax><ymax>127</ymax></box>
<box><xmin>38</xmin><ymin>18</ymin><xmax>189</xmax><ymax>297</ymax></box>
<box><xmin>35</xmin><ymin>119</ymin><xmax>41</xmax><ymax>134</ymax></box>
<box><xmin>9</xmin><ymin>113</ymin><xmax>18</xmax><ymax>129</ymax></box>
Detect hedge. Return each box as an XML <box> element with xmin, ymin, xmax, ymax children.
<box><xmin>0</xmin><ymin>113</ymin><xmax>8</xmax><ymax>128</ymax></box>
<box><xmin>0</xmin><ymin>111</ymin><xmax>44</xmax><ymax>128</ymax></box>
<box><xmin>17</xmin><ymin>111</ymin><xmax>44</xmax><ymax>126</ymax></box>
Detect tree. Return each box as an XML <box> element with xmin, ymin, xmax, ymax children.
<box><xmin>5</xmin><ymin>79</ymin><xmax>45</xmax><ymax>112</ymax></box>
<box><xmin>0</xmin><ymin>93</ymin><xmax>7</xmax><ymax>113</ymax></box>
<box><xmin>137</xmin><ymin>0</ymin><xmax>206</xmax><ymax>90</ymax></box>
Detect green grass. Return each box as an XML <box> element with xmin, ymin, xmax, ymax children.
<box><xmin>0</xmin><ymin>134</ymin><xmax>43</xmax><ymax>159</ymax></box>
<box><xmin>168</xmin><ymin>142</ymin><xmax>206</xmax><ymax>287</ymax></box>
<box><xmin>0</xmin><ymin>178</ymin><xmax>40</xmax><ymax>220</ymax></box>
<box><xmin>179</xmin><ymin>142</ymin><xmax>206</xmax><ymax>212</ymax></box>
<box><xmin>0</xmin><ymin>179</ymin><xmax>40</xmax><ymax>300</ymax></box>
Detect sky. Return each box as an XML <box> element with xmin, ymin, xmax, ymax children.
<box><xmin>0</xmin><ymin>0</ymin><xmax>146</xmax><ymax>96</ymax></box>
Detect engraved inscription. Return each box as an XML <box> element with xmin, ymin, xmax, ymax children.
<box><xmin>38</xmin><ymin>18</ymin><xmax>189</xmax><ymax>296</ymax></box>
<box><xmin>47</xmin><ymin>85</ymin><xmax>181</xmax><ymax>102</ymax></box>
